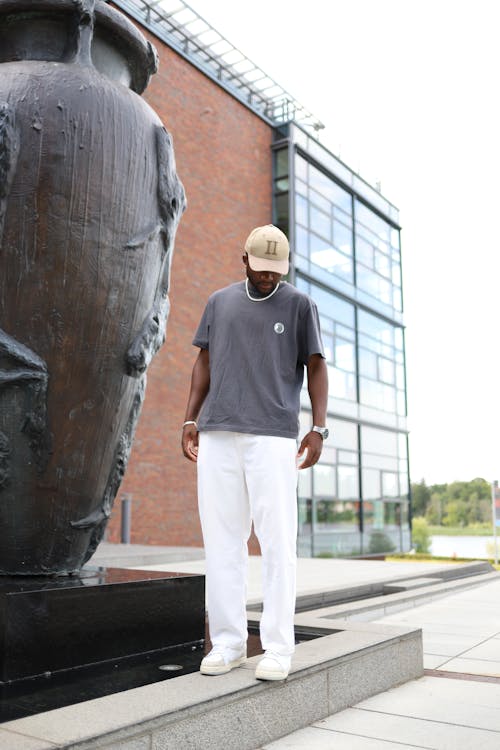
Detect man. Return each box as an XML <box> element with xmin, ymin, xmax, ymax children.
<box><xmin>182</xmin><ymin>224</ymin><xmax>328</xmax><ymax>681</ymax></box>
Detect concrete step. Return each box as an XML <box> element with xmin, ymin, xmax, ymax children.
<box><xmin>383</xmin><ymin>576</ymin><xmax>444</xmax><ymax>593</ymax></box>
<box><xmin>294</xmin><ymin>571</ymin><xmax>500</xmax><ymax>625</ymax></box>
<box><xmin>285</xmin><ymin>560</ymin><xmax>495</xmax><ymax>614</ymax></box>
<box><xmin>0</xmin><ymin>618</ymin><xmax>422</xmax><ymax>749</ymax></box>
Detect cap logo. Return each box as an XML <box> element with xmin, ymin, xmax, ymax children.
<box><xmin>274</xmin><ymin>322</ymin><xmax>285</xmax><ymax>334</ymax></box>
<box><xmin>244</xmin><ymin>225</ymin><xmax>290</xmax><ymax>275</ymax></box>
<box><xmin>265</xmin><ymin>240</ymin><xmax>278</xmax><ymax>256</ymax></box>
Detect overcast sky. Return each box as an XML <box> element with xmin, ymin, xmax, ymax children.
<box><xmin>183</xmin><ymin>0</ymin><xmax>499</xmax><ymax>485</ymax></box>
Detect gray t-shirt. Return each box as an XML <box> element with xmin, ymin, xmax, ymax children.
<box><xmin>192</xmin><ymin>281</ymin><xmax>325</xmax><ymax>438</ymax></box>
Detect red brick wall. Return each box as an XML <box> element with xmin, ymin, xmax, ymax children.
<box><xmin>106</xmin><ymin>13</ymin><xmax>273</xmax><ymax>550</ymax></box>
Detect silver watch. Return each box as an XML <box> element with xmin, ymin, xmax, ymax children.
<box><xmin>312</xmin><ymin>425</ymin><xmax>329</xmax><ymax>440</ymax></box>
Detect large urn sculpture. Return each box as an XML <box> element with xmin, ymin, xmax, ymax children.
<box><xmin>0</xmin><ymin>0</ymin><xmax>186</xmax><ymax>574</ymax></box>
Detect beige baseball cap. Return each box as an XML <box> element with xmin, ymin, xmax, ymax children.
<box><xmin>244</xmin><ymin>224</ymin><xmax>290</xmax><ymax>275</ymax></box>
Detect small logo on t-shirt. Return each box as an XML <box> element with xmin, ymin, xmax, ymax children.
<box><xmin>274</xmin><ymin>322</ymin><xmax>285</xmax><ymax>334</ymax></box>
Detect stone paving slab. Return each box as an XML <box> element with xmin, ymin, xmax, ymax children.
<box><xmin>401</xmin><ymin>620</ymin><xmax>500</xmax><ymax>637</ymax></box>
<box><xmin>263</xmin><ymin>724</ymin><xmax>426</xmax><ymax>749</ymax></box>
<box><xmin>424</xmin><ymin>604</ymin><xmax>500</xmax><ymax>625</ymax></box>
<box><xmin>422</xmin><ymin>632</ymin><xmax>483</xmax><ymax>656</ymax></box>
<box><xmin>373</xmin><ymin>576</ymin><xmax>500</xmax><ymax>679</ymax></box>
<box><xmin>347</xmin><ymin>675</ymin><xmax>500</xmax><ymax>730</ymax></box>
<box><xmin>292</xmin><ymin>700</ymin><xmax>500</xmax><ymax>750</ymax></box>
<box><xmin>264</xmin><ymin>573</ymin><xmax>500</xmax><ymax>749</ymax></box>
<box><xmin>262</xmin><ymin>673</ymin><xmax>500</xmax><ymax>748</ymax></box>
<box><xmin>458</xmin><ymin>638</ymin><xmax>500</xmax><ymax>661</ymax></box>
<box><xmin>442</xmin><ymin>657</ymin><xmax>500</xmax><ymax>677</ymax></box>
<box><xmin>422</xmin><ymin>654</ymin><xmax>449</xmax><ymax>669</ymax></box>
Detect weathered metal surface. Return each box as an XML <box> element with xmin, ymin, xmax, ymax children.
<box><xmin>0</xmin><ymin>0</ymin><xmax>186</xmax><ymax>574</ymax></box>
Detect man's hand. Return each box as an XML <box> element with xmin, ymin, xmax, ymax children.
<box><xmin>182</xmin><ymin>424</ymin><xmax>199</xmax><ymax>462</ymax></box>
<box><xmin>181</xmin><ymin>349</ymin><xmax>209</xmax><ymax>462</ymax></box>
<box><xmin>296</xmin><ymin>430</ymin><xmax>323</xmax><ymax>469</ymax></box>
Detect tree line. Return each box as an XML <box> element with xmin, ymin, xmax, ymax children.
<box><xmin>411</xmin><ymin>477</ymin><xmax>492</xmax><ymax>527</ymax></box>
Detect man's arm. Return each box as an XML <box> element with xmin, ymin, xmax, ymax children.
<box><xmin>181</xmin><ymin>348</ymin><xmax>210</xmax><ymax>462</ymax></box>
<box><xmin>297</xmin><ymin>353</ymin><xmax>329</xmax><ymax>470</ymax></box>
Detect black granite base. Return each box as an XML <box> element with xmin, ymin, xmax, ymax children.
<box><xmin>0</xmin><ymin>640</ymin><xmax>205</xmax><ymax>723</ymax></box>
<box><xmin>0</xmin><ymin>567</ymin><xmax>205</xmax><ymax>683</ymax></box>
<box><xmin>0</xmin><ymin>569</ymin><xmax>328</xmax><ymax>724</ymax></box>
<box><xmin>0</xmin><ymin>623</ymin><xmax>326</xmax><ymax>723</ymax></box>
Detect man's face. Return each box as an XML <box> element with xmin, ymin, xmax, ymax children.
<box><xmin>243</xmin><ymin>254</ymin><xmax>282</xmax><ymax>295</ymax></box>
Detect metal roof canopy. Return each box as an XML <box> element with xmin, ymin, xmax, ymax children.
<box><xmin>113</xmin><ymin>0</ymin><xmax>324</xmax><ymax>131</ymax></box>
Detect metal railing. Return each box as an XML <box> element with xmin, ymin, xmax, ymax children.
<box><xmin>113</xmin><ymin>0</ymin><xmax>324</xmax><ymax>131</ymax></box>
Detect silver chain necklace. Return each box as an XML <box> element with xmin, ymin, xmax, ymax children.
<box><xmin>245</xmin><ymin>277</ymin><xmax>281</xmax><ymax>302</ymax></box>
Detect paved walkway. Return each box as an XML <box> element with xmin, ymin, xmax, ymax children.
<box><xmin>93</xmin><ymin>544</ymin><xmax>500</xmax><ymax>748</ymax></box>
<box><xmin>261</xmin><ymin>577</ymin><xmax>500</xmax><ymax>749</ymax></box>
<box><xmin>96</xmin><ymin>542</ymin><xmax>480</xmax><ymax>605</ymax></box>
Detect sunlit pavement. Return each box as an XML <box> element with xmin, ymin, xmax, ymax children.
<box><xmin>89</xmin><ymin>544</ymin><xmax>500</xmax><ymax>748</ymax></box>
<box><xmin>262</xmin><ymin>576</ymin><xmax>500</xmax><ymax>749</ymax></box>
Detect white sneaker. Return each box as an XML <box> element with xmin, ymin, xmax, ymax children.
<box><xmin>255</xmin><ymin>652</ymin><xmax>291</xmax><ymax>681</ymax></box>
<box><xmin>200</xmin><ymin>646</ymin><xmax>246</xmax><ymax>675</ymax></box>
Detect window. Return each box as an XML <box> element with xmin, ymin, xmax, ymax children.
<box><xmin>275</xmin><ymin>148</ymin><xmax>288</xmax><ymax>178</ymax></box>
<box><xmin>284</xmin><ymin>141</ymin><xmax>409</xmax><ymax>557</ymax></box>
<box><xmin>338</xmin><ymin>465</ymin><xmax>359</xmax><ymax>499</ymax></box>
<box><xmin>273</xmin><ymin>147</ymin><xmax>290</xmax><ymax>238</ymax></box>
<box><xmin>297</xmin><ymin>276</ymin><xmax>357</xmax><ymax>405</ymax></box>
<box><xmin>294</xmin><ymin>154</ymin><xmax>354</xmax><ymax>286</ymax></box>
<box><xmin>361</xmin><ymin>425</ymin><xmax>409</xmax><ymax>506</ymax></box>
<box><xmin>298</xmin><ymin>411</ymin><xmax>361</xmax><ymax>536</ymax></box>
<box><xmin>358</xmin><ymin>310</ymin><xmax>406</xmax><ymax>416</ymax></box>
<box><xmin>355</xmin><ymin>199</ymin><xmax>402</xmax><ymax>314</ymax></box>
<box><xmin>313</xmin><ymin>464</ymin><xmax>336</xmax><ymax>497</ymax></box>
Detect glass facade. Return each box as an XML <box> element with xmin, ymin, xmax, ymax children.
<box><xmin>274</xmin><ymin>123</ymin><xmax>410</xmax><ymax>557</ymax></box>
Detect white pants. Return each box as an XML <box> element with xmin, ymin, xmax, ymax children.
<box><xmin>197</xmin><ymin>431</ymin><xmax>298</xmax><ymax>656</ymax></box>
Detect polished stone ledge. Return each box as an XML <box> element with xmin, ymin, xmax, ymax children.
<box><xmin>0</xmin><ymin>616</ymin><xmax>422</xmax><ymax>750</ymax></box>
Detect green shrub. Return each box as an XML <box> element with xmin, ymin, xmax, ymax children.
<box><xmin>368</xmin><ymin>530</ymin><xmax>396</xmax><ymax>554</ymax></box>
<box><xmin>412</xmin><ymin>516</ymin><xmax>431</xmax><ymax>553</ymax></box>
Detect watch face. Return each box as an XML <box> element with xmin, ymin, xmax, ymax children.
<box><xmin>314</xmin><ymin>426</ymin><xmax>329</xmax><ymax>440</ymax></box>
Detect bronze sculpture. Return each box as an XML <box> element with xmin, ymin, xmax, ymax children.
<box><xmin>0</xmin><ymin>0</ymin><xmax>186</xmax><ymax>574</ymax></box>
